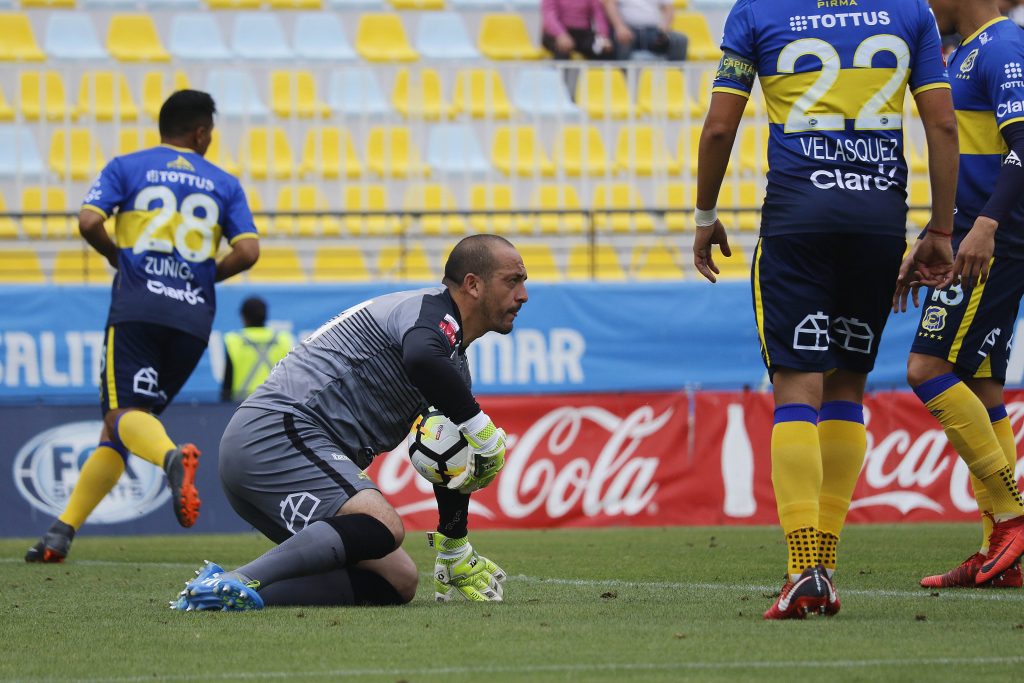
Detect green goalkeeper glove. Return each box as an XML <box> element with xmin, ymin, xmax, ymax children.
<box><xmin>429</xmin><ymin>532</ymin><xmax>507</xmax><ymax>602</ymax></box>
<box><xmin>450</xmin><ymin>411</ymin><xmax>506</xmax><ymax>494</ymax></box>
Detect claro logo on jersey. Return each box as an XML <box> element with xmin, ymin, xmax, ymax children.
<box><xmin>13</xmin><ymin>421</ymin><xmax>170</xmax><ymax>523</ymax></box>
<box><xmin>998</xmin><ymin>100</ymin><xmax>1024</xmax><ymax>117</ymax></box>
<box><xmin>810</xmin><ymin>164</ymin><xmax>899</xmax><ymax>191</ymax></box>
<box><xmin>790</xmin><ymin>10</ymin><xmax>889</xmax><ymax>32</ymax></box>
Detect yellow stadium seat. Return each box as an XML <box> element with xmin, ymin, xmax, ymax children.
<box><xmin>738</xmin><ymin>125</ymin><xmax>769</xmax><ymax>175</ymax></box>
<box><xmin>21</xmin><ymin>187</ymin><xmax>73</xmax><ymax>240</ymax></box>
<box><xmin>49</xmin><ymin>129</ymin><xmax>104</xmax><ymax>181</ymax></box>
<box><xmin>907</xmin><ymin>139</ymin><xmax>928</xmax><ymax>175</ymax></box>
<box><xmin>0</xmin><ymin>193</ymin><xmax>17</xmax><ymax>239</ymax></box>
<box><xmin>378</xmin><ymin>244</ymin><xmax>435</xmax><ymax>281</ymax></box>
<box><xmin>240</xmin><ymin>127</ymin><xmax>296</xmax><ymax>180</ymax></box>
<box><xmin>0</xmin><ymin>13</ymin><xmax>45</xmax><ymax>61</ymax></box>
<box><xmin>392</xmin><ymin>68</ymin><xmax>452</xmax><ymax>120</ymax></box>
<box><xmin>207</xmin><ymin>0</ymin><xmax>260</xmax><ymax>8</ymax></box>
<box><xmin>718</xmin><ymin>181</ymin><xmax>762</xmax><ymax>232</ymax></box>
<box><xmin>117</xmin><ymin>128</ymin><xmax>161</xmax><ymax>156</ymax></box>
<box><xmin>716</xmin><ymin>244</ymin><xmax>749</xmax><ymax>279</ymax></box>
<box><xmin>908</xmin><ymin>177</ymin><xmax>930</xmax><ymax>229</ymax></box>
<box><xmin>478</xmin><ymin>14</ymin><xmax>544</xmax><ymax>60</ymax></box>
<box><xmin>366</xmin><ymin>126</ymin><xmax>429</xmax><ymax>178</ymax></box>
<box><xmin>491</xmin><ymin>126</ymin><xmax>554</xmax><ymax>177</ymax></box>
<box><xmin>53</xmin><ymin>249</ymin><xmax>114</xmax><ymax>284</ymax></box>
<box><xmin>76</xmin><ymin>71</ymin><xmax>139</xmax><ymax>122</ymax></box>
<box><xmin>247</xmin><ymin>247</ymin><xmax>306</xmax><ymax>283</ymax></box>
<box><xmin>271</xmin><ymin>70</ymin><xmax>329</xmax><ymax>119</ymax></box>
<box><xmin>575</xmin><ymin>68</ymin><xmax>632</xmax><ymax>119</ymax></box>
<box><xmin>672</xmin><ymin>12</ymin><xmax>720</xmax><ymax>61</ymax></box>
<box><xmin>630</xmin><ymin>243</ymin><xmax>685</xmax><ymax>280</ymax></box>
<box><xmin>300</xmin><ymin>127</ymin><xmax>362</xmax><ymax>179</ymax></box>
<box><xmin>615</xmin><ymin>126</ymin><xmax>682</xmax><ymax>176</ymax></box>
<box><xmin>19</xmin><ymin>71</ymin><xmax>73</xmax><ymax>122</ymax></box>
<box><xmin>656</xmin><ymin>182</ymin><xmax>692</xmax><ymax>232</ymax></box>
<box><xmin>469</xmin><ymin>184</ymin><xmax>527</xmax><ymax>234</ymax></box>
<box><xmin>553</xmin><ymin>125</ymin><xmax>612</xmax><ymax>177</ymax></box>
<box><xmin>637</xmin><ymin>68</ymin><xmax>701</xmax><ymax>120</ymax></box>
<box><xmin>403</xmin><ymin>184</ymin><xmax>466</xmax><ymax>236</ymax></box>
<box><xmin>355</xmin><ymin>14</ymin><xmax>418</xmax><ymax>62</ymax></box>
<box><xmin>246</xmin><ymin>187</ymin><xmax>269</xmax><ymax>232</ymax></box>
<box><xmin>205</xmin><ymin>132</ymin><xmax>240</xmax><ymax>176</ymax></box>
<box><xmin>453</xmin><ymin>69</ymin><xmax>514</xmax><ymax>119</ymax></box>
<box><xmin>593</xmin><ymin>183</ymin><xmax>655</xmax><ymax>233</ymax></box>
<box><xmin>274</xmin><ymin>184</ymin><xmax>342</xmax><ymax>237</ymax></box>
<box><xmin>268</xmin><ymin>0</ymin><xmax>321</xmax><ymax>8</ymax></box>
<box><xmin>518</xmin><ymin>244</ymin><xmax>562</xmax><ymax>281</ymax></box>
<box><xmin>0</xmin><ymin>84</ymin><xmax>14</xmax><ymax>122</ymax></box>
<box><xmin>680</xmin><ymin>126</ymin><xmax>702</xmax><ymax>175</ymax></box>
<box><xmin>0</xmin><ymin>249</ymin><xmax>45</xmax><ymax>283</ymax></box>
<box><xmin>312</xmin><ymin>247</ymin><xmax>372</xmax><ymax>282</ymax></box>
<box><xmin>530</xmin><ymin>184</ymin><xmax>586</xmax><ymax>235</ymax></box>
<box><xmin>23</xmin><ymin>0</ymin><xmax>76</xmax><ymax>7</ymax></box>
<box><xmin>391</xmin><ymin>0</ymin><xmax>444</xmax><ymax>9</ymax></box>
<box><xmin>143</xmin><ymin>70</ymin><xmax>190</xmax><ymax>120</ymax></box>
<box><xmin>107</xmin><ymin>14</ymin><xmax>170</xmax><ymax>62</ymax></box>
<box><xmin>343</xmin><ymin>185</ymin><xmax>401</xmax><ymax>236</ymax></box>
<box><xmin>672</xmin><ymin>0</ymin><xmax>688</xmax><ymax>7</ymax></box>
<box><xmin>567</xmin><ymin>244</ymin><xmax>626</xmax><ymax>281</ymax></box>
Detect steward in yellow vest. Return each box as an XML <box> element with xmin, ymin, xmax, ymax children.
<box><xmin>221</xmin><ymin>297</ymin><xmax>294</xmax><ymax>402</ymax></box>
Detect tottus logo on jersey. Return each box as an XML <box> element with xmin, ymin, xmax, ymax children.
<box><xmin>790</xmin><ymin>11</ymin><xmax>890</xmax><ymax>32</ymax></box>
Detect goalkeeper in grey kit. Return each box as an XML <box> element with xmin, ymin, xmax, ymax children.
<box><xmin>171</xmin><ymin>234</ymin><xmax>528</xmax><ymax>610</ymax></box>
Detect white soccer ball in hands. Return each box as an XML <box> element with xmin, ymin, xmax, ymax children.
<box><xmin>407</xmin><ymin>408</ymin><xmax>470</xmax><ymax>486</ymax></box>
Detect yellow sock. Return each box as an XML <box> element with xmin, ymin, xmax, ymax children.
<box><xmin>971</xmin><ymin>473</ymin><xmax>993</xmax><ymax>553</ymax></box>
<box><xmin>818</xmin><ymin>530</ymin><xmax>838</xmax><ymax>576</ymax></box>
<box><xmin>817</xmin><ymin>402</ymin><xmax>867</xmax><ymax>574</ymax></box>
<box><xmin>115</xmin><ymin>411</ymin><xmax>176</xmax><ymax>468</ymax></box>
<box><xmin>786</xmin><ymin>527</ymin><xmax>819</xmax><ymax>580</ymax></box>
<box><xmin>771</xmin><ymin>404</ymin><xmax>822</xmax><ymax>579</ymax></box>
<box><xmin>58</xmin><ymin>443</ymin><xmax>126</xmax><ymax>529</ymax></box>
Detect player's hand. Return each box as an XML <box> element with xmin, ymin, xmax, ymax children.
<box><xmin>952</xmin><ymin>217</ymin><xmax>996</xmax><ymax>288</ymax></box>
<box><xmin>693</xmin><ymin>220</ymin><xmax>731</xmax><ymax>283</ymax></box>
<box><xmin>893</xmin><ymin>242</ymin><xmax>923</xmax><ymax>313</ymax></box>
<box><xmin>913</xmin><ymin>231</ymin><xmax>954</xmax><ymax>290</ymax></box>
<box><xmin>450</xmin><ymin>413</ymin><xmax>506</xmax><ymax>494</ymax></box>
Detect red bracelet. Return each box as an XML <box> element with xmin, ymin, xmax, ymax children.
<box><xmin>927</xmin><ymin>228</ymin><xmax>953</xmax><ymax>239</ymax></box>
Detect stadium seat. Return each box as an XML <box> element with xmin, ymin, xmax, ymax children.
<box><xmin>269</xmin><ymin>0</ymin><xmax>321</xmax><ymax>8</ymax></box>
<box><xmin>453</xmin><ymin>68</ymin><xmax>513</xmax><ymax>119</ymax></box>
<box><xmin>206</xmin><ymin>0</ymin><xmax>260</xmax><ymax>9</ymax></box>
<box><xmin>907</xmin><ymin>177</ymin><xmax>930</xmax><ymax>229</ymax></box>
<box><xmin>142</xmin><ymin>70</ymin><xmax>190</xmax><ymax>120</ymax></box>
<box><xmin>205</xmin><ymin>69</ymin><xmax>269</xmax><ymax>118</ymax></box>
<box><xmin>517</xmin><ymin>244</ymin><xmax>561</xmax><ymax>281</ymax></box>
<box><xmin>637</xmin><ymin>68</ymin><xmax>701</xmax><ymax>119</ymax></box>
<box><xmin>107</xmin><ymin>14</ymin><xmax>170</xmax><ymax>62</ymax></box>
<box><xmin>616</xmin><ymin>126</ymin><xmax>682</xmax><ymax>176</ymax></box>
<box><xmin>300</xmin><ymin>127</ymin><xmax>363</xmax><ymax>178</ymax></box>
<box><xmin>469</xmin><ymin>183</ymin><xmax>524</xmax><ymax>234</ymax></box>
<box><xmin>239</xmin><ymin>127</ymin><xmax>296</xmax><ymax>180</ymax></box>
<box><xmin>718</xmin><ymin>181</ymin><xmax>762</xmax><ymax>231</ymax></box>
<box><xmin>426</xmin><ymin>124</ymin><xmax>491</xmax><ymax>174</ymax></box>
<box><xmin>566</xmin><ymin>243</ymin><xmax>626</xmax><ymax>281</ymax></box>
<box><xmin>630</xmin><ymin>242</ymin><xmax>685</xmax><ymax>279</ymax></box>
<box><xmin>553</xmin><ymin>125</ymin><xmax>612</xmax><ymax>177</ymax></box>
<box><xmin>53</xmin><ymin>248</ymin><xmax>113</xmax><ymax>284</ymax></box>
<box><xmin>592</xmin><ymin>183</ymin><xmax>655</xmax><ymax>233</ymax></box>
<box><xmin>714</xmin><ymin>244</ymin><xmax>749</xmax><ymax>279</ymax></box>
<box><xmin>147</xmin><ymin>0</ymin><xmax>203</xmax><ymax>9</ymax></box>
<box><xmin>680</xmin><ymin>126</ymin><xmax>702</xmax><ymax>175</ymax></box>
<box><xmin>246</xmin><ymin>186</ymin><xmax>268</xmax><ymax>229</ymax></box>
<box><xmin>491</xmin><ymin>126</ymin><xmax>554</xmax><ymax>177</ymax></box>
<box><xmin>328</xmin><ymin>0</ymin><xmax>385</xmax><ymax>9</ymax></box>
<box><xmin>117</xmin><ymin>128</ymin><xmax>160</xmax><ymax>155</ymax></box>
<box><xmin>271</xmin><ymin>71</ymin><xmax>329</xmax><ymax>118</ymax></box>
<box><xmin>0</xmin><ymin>86</ymin><xmax>12</xmax><ymax>122</ymax></box>
<box><xmin>377</xmin><ymin>244</ymin><xmax>434</xmax><ymax>281</ymax></box>
<box><xmin>478</xmin><ymin>14</ymin><xmax>544</xmax><ymax>60</ymax></box>
<box><xmin>575</xmin><ymin>68</ymin><xmax>632</xmax><ymax>119</ymax></box>
<box><xmin>49</xmin><ymin>128</ymin><xmax>104</xmax><ymax>180</ymax></box>
<box><xmin>738</xmin><ymin>126</ymin><xmax>769</xmax><ymax>175</ymax></box>
<box><xmin>0</xmin><ymin>13</ymin><xmax>45</xmax><ymax>61</ymax></box>
<box><xmin>169</xmin><ymin>13</ymin><xmax>232</xmax><ymax>61</ymax></box>
<box><xmin>512</xmin><ymin>68</ymin><xmax>580</xmax><ymax>116</ymax></box>
<box><xmin>0</xmin><ymin>192</ymin><xmax>16</xmax><ymax>238</ymax></box>
<box><xmin>45</xmin><ymin>13</ymin><xmax>107</xmax><ymax>60</ymax></box>
<box><xmin>343</xmin><ymin>184</ymin><xmax>401</xmax><ymax>235</ymax></box>
<box><xmin>656</xmin><ymin>182</ymin><xmax>691</xmax><ymax>232</ymax></box>
<box><xmin>273</xmin><ymin>184</ymin><xmax>342</xmax><ymax>237</ymax></box>
<box><xmin>76</xmin><ymin>71</ymin><xmax>139</xmax><ymax>121</ymax></box>
<box><xmin>448</xmin><ymin>0</ymin><xmax>503</xmax><ymax>8</ymax></box>
<box><xmin>402</xmin><ymin>183</ymin><xmax>466</xmax><ymax>235</ymax></box>
<box><xmin>21</xmin><ymin>186</ymin><xmax>73</xmax><ymax>240</ymax></box>
<box><xmin>19</xmin><ymin>71</ymin><xmax>72</xmax><ymax>121</ymax></box>
<box><xmin>391</xmin><ymin>0</ymin><xmax>443</xmax><ymax>9</ymax></box>
<box><xmin>392</xmin><ymin>68</ymin><xmax>452</xmax><ymax>120</ymax></box>
<box><xmin>205</xmin><ymin>131</ymin><xmax>240</xmax><ymax>175</ymax></box>
<box><xmin>355</xmin><ymin>14</ymin><xmax>418</xmax><ymax>62</ymax></box>
<box><xmin>0</xmin><ymin>249</ymin><xmax>45</xmax><ymax>283</ymax></box>
<box><xmin>416</xmin><ymin>12</ymin><xmax>478</xmax><ymax>59</ymax></box>
<box><xmin>293</xmin><ymin>12</ymin><xmax>357</xmax><ymax>61</ymax></box>
<box><xmin>530</xmin><ymin>184</ymin><xmax>586</xmax><ymax>234</ymax></box>
<box><xmin>327</xmin><ymin>68</ymin><xmax>392</xmax><ymax>116</ymax></box>
<box><xmin>312</xmin><ymin>247</ymin><xmax>372</xmax><ymax>282</ymax></box>
<box><xmin>672</xmin><ymin>12</ymin><xmax>719</xmax><ymax>61</ymax></box>
<box><xmin>907</xmin><ymin>139</ymin><xmax>928</xmax><ymax>175</ymax></box>
<box><xmin>232</xmin><ymin>13</ymin><xmax>293</xmax><ymax>60</ymax></box>
<box><xmin>23</xmin><ymin>0</ymin><xmax>75</xmax><ymax>7</ymax></box>
<box><xmin>247</xmin><ymin>246</ymin><xmax>307</xmax><ymax>283</ymax></box>
<box><xmin>0</xmin><ymin>128</ymin><xmax>46</xmax><ymax>178</ymax></box>
<box><xmin>366</xmin><ymin>126</ymin><xmax>429</xmax><ymax>177</ymax></box>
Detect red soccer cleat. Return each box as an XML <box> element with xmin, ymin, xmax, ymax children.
<box><xmin>921</xmin><ymin>552</ymin><xmax>1022</xmax><ymax>588</ymax></box>
<box><xmin>165</xmin><ymin>444</ymin><xmax>202</xmax><ymax>528</ymax></box>
<box><xmin>764</xmin><ymin>565</ymin><xmax>830</xmax><ymax>620</ymax></box>
<box><xmin>977</xmin><ymin>516</ymin><xmax>1024</xmax><ymax>584</ymax></box>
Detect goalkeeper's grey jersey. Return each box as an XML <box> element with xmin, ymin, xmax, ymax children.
<box><xmin>244</xmin><ymin>286</ymin><xmax>471</xmax><ymax>460</ymax></box>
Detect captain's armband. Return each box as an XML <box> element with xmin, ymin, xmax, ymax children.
<box><xmin>716</xmin><ymin>50</ymin><xmax>757</xmax><ymax>90</ymax></box>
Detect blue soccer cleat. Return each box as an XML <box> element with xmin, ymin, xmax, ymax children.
<box><xmin>170</xmin><ymin>561</ymin><xmax>263</xmax><ymax>612</ymax></box>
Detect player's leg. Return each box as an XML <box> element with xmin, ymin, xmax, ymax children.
<box><xmin>430</xmin><ymin>485</ymin><xmax>505</xmax><ymax>602</ymax></box>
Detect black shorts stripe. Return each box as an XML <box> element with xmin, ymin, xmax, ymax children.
<box><xmin>282</xmin><ymin>412</ymin><xmax>358</xmax><ymax>498</ymax></box>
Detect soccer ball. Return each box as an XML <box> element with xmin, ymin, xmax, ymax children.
<box><xmin>407</xmin><ymin>408</ymin><xmax>470</xmax><ymax>486</ymax></box>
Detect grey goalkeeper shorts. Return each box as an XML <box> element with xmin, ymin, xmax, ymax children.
<box><xmin>218</xmin><ymin>406</ymin><xmax>379</xmax><ymax>543</ymax></box>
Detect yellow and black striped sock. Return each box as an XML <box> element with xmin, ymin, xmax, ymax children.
<box><xmin>58</xmin><ymin>442</ymin><xmax>127</xmax><ymax>529</ymax></box>
<box><xmin>115</xmin><ymin>410</ymin><xmax>176</xmax><ymax>468</ymax></box>
<box><xmin>786</xmin><ymin>527</ymin><xmax>820</xmax><ymax>580</ymax></box>
<box><xmin>817</xmin><ymin>401</ymin><xmax>867</xmax><ymax>576</ymax></box>
<box><xmin>771</xmin><ymin>403</ymin><xmax>822</xmax><ymax>580</ymax></box>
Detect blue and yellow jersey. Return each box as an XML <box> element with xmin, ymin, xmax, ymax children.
<box><xmin>947</xmin><ymin>17</ymin><xmax>1024</xmax><ymax>253</ymax></box>
<box><xmin>713</xmin><ymin>0</ymin><xmax>949</xmax><ymax>237</ymax></box>
<box><xmin>82</xmin><ymin>144</ymin><xmax>257</xmax><ymax>340</ymax></box>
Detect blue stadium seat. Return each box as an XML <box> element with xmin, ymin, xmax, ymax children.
<box><xmin>0</xmin><ymin>128</ymin><xmax>45</xmax><ymax>178</ymax></box>
<box><xmin>327</xmin><ymin>0</ymin><xmax>386</xmax><ymax>9</ymax></box>
<box><xmin>415</xmin><ymin>12</ymin><xmax>479</xmax><ymax>59</ymax></box>
<box><xmin>427</xmin><ymin>123</ymin><xmax>491</xmax><ymax>174</ymax></box>
<box><xmin>205</xmin><ymin>69</ymin><xmax>269</xmax><ymax>118</ymax></box>
<box><xmin>45</xmin><ymin>13</ymin><xmax>107</xmax><ymax>60</ymax></box>
<box><xmin>232</xmin><ymin>13</ymin><xmax>293</xmax><ymax>60</ymax></box>
<box><xmin>447</xmin><ymin>0</ymin><xmax>504</xmax><ymax>8</ymax></box>
<box><xmin>293</xmin><ymin>12</ymin><xmax>357</xmax><ymax>61</ymax></box>
<box><xmin>169</xmin><ymin>13</ymin><xmax>232</xmax><ymax>61</ymax></box>
<box><xmin>147</xmin><ymin>0</ymin><xmax>202</xmax><ymax>8</ymax></box>
<box><xmin>327</xmin><ymin>68</ymin><xmax>391</xmax><ymax>116</ymax></box>
<box><xmin>512</xmin><ymin>68</ymin><xmax>580</xmax><ymax>116</ymax></box>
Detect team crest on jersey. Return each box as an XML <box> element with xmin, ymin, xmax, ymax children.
<box><xmin>166</xmin><ymin>155</ymin><xmax>195</xmax><ymax>171</ymax></box>
<box><xmin>922</xmin><ymin>306</ymin><xmax>947</xmax><ymax>332</ymax></box>
<box><xmin>958</xmin><ymin>49</ymin><xmax>979</xmax><ymax>78</ymax></box>
<box><xmin>439</xmin><ymin>314</ymin><xmax>460</xmax><ymax>347</ymax></box>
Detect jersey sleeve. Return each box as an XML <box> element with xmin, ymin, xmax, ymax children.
<box><xmin>221</xmin><ymin>180</ymin><xmax>258</xmax><ymax>244</ymax></box>
<box><xmin>908</xmin><ymin>0</ymin><xmax>951</xmax><ymax>95</ymax></box>
<box><xmin>81</xmin><ymin>157</ymin><xmax>127</xmax><ymax>219</ymax></box>
<box><xmin>980</xmin><ymin>39</ymin><xmax>1024</xmax><ymax>129</ymax></box>
<box><xmin>712</xmin><ymin>0</ymin><xmax>757</xmax><ymax>98</ymax></box>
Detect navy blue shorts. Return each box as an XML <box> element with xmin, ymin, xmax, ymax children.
<box><xmin>910</xmin><ymin>255</ymin><xmax>1024</xmax><ymax>383</ymax></box>
<box><xmin>99</xmin><ymin>322</ymin><xmax>207</xmax><ymax>415</ymax></box>
<box><xmin>752</xmin><ymin>233</ymin><xmax>905</xmax><ymax>375</ymax></box>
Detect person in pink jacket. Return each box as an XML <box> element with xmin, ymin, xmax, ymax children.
<box><xmin>541</xmin><ymin>0</ymin><xmax>614</xmax><ymax>59</ymax></box>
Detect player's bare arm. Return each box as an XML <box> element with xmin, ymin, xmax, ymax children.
<box><xmin>215</xmin><ymin>236</ymin><xmax>259</xmax><ymax>282</ymax></box>
<box><xmin>78</xmin><ymin>208</ymin><xmax>118</xmax><ymax>269</ymax></box>
<box><xmin>913</xmin><ymin>86</ymin><xmax>958</xmax><ymax>289</ymax></box>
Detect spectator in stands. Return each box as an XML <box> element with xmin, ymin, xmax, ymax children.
<box><xmin>602</xmin><ymin>0</ymin><xmax>688</xmax><ymax>61</ymax></box>
<box><xmin>541</xmin><ymin>0</ymin><xmax>615</xmax><ymax>59</ymax></box>
<box><xmin>1000</xmin><ymin>0</ymin><xmax>1024</xmax><ymax>26</ymax></box>
<box><xmin>221</xmin><ymin>296</ymin><xmax>294</xmax><ymax>403</ymax></box>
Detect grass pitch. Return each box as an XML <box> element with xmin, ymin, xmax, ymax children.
<box><xmin>3</xmin><ymin>523</ymin><xmax>1024</xmax><ymax>683</ymax></box>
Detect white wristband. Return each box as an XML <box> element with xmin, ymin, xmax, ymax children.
<box><xmin>694</xmin><ymin>207</ymin><xmax>718</xmax><ymax>227</ymax></box>
<box><xmin>458</xmin><ymin>411</ymin><xmax>490</xmax><ymax>436</ymax></box>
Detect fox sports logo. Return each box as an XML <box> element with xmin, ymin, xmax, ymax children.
<box><xmin>13</xmin><ymin>421</ymin><xmax>169</xmax><ymax>524</ymax></box>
